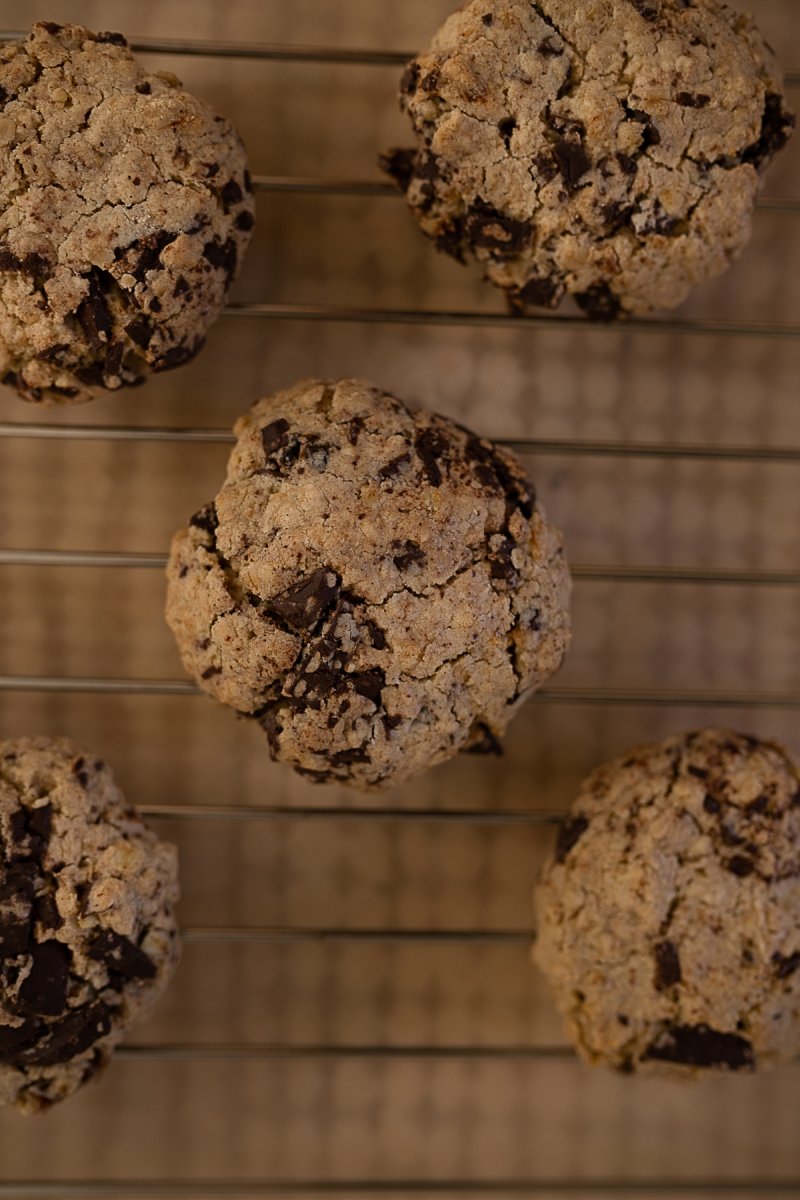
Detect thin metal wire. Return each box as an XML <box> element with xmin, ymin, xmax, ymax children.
<box><xmin>3</xmin><ymin>1181</ymin><xmax>799</xmax><ymax>1196</ymax></box>
<box><xmin>141</xmin><ymin>804</ymin><xmax>561</xmax><ymax>827</ymax></box>
<box><xmin>3</xmin><ymin>422</ymin><xmax>800</xmax><ymax>463</ymax></box>
<box><xmin>182</xmin><ymin>926</ymin><xmax>529</xmax><ymax>944</ymax></box>
<box><xmin>250</xmin><ymin>175</ymin><xmax>800</xmax><ymax>214</ymax></box>
<box><xmin>3</xmin><ymin>549</ymin><xmax>799</xmax><ymax>588</ymax></box>
<box><xmin>224</xmin><ymin>302</ymin><xmax>800</xmax><ymax>340</ymax></box>
<box><xmin>117</xmin><ymin>1044</ymin><xmax>572</xmax><ymax>1062</ymax></box>
<box><xmin>4</xmin><ymin>675</ymin><xmax>800</xmax><ymax>708</ymax></box>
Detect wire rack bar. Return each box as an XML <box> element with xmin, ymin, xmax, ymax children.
<box><xmin>3</xmin><ymin>549</ymin><xmax>798</xmax><ymax>588</ymax></box>
<box><xmin>117</xmin><ymin>1044</ymin><xmax>572</xmax><ymax>1061</ymax></box>
<box><xmin>4</xmin><ymin>1180</ymin><xmax>799</xmax><ymax>1196</ymax></box>
<box><xmin>3</xmin><ymin>422</ymin><xmax>800</xmax><ymax>463</ymax></box>
<box><xmin>141</xmin><ymin>804</ymin><xmax>560</xmax><ymax>827</ymax></box>
<box><xmin>249</xmin><ymin>175</ymin><xmax>800</xmax><ymax>213</ymax></box>
<box><xmin>224</xmin><ymin>303</ymin><xmax>800</xmax><ymax>340</ymax></box>
<box><xmin>182</xmin><ymin>926</ymin><xmax>530</xmax><ymax>945</ymax></box>
<box><xmin>3</xmin><ymin>675</ymin><xmax>800</xmax><ymax>708</ymax></box>
<box><xmin>0</xmin><ymin>32</ymin><xmax>414</xmax><ymax>64</ymax></box>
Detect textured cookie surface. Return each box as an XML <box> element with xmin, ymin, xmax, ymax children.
<box><xmin>534</xmin><ymin>729</ymin><xmax>800</xmax><ymax>1076</ymax></box>
<box><xmin>0</xmin><ymin>22</ymin><xmax>254</xmax><ymax>405</ymax></box>
<box><xmin>166</xmin><ymin>378</ymin><xmax>571</xmax><ymax>791</ymax></box>
<box><xmin>0</xmin><ymin>737</ymin><xmax>179</xmax><ymax>1112</ymax></box>
<box><xmin>381</xmin><ymin>0</ymin><xmax>794</xmax><ymax>317</ymax></box>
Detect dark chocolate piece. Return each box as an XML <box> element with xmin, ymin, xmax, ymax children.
<box><xmin>643</xmin><ymin>1023</ymin><xmax>754</xmax><ymax>1071</ymax></box>
<box><xmin>96</xmin><ymin>31</ymin><xmax>128</xmax><ymax>46</ymax></box>
<box><xmin>773</xmin><ymin>951</ymin><xmax>800</xmax><ymax>980</ymax></box>
<box><xmin>552</xmin><ymin>132</ymin><xmax>591</xmax><ymax>189</ymax></box>
<box><xmin>465</xmin><ymin>199</ymin><xmax>531</xmax><ymax>257</ymax></box>
<box><xmin>415</xmin><ymin>428</ymin><xmax>448</xmax><ymax>487</ymax></box>
<box><xmin>23</xmin><ymin>1001</ymin><xmax>112</xmax><ymax>1067</ymax></box>
<box><xmin>727</xmin><ymin>855</ymin><xmax>756</xmax><ymax>878</ymax></box>
<box><xmin>261</xmin><ymin>418</ymin><xmax>291</xmax><ymax>459</ymax></box>
<box><xmin>555</xmin><ymin>815</ymin><xmax>589</xmax><ymax>863</ymax></box>
<box><xmin>392</xmin><ymin>540</ymin><xmax>426</xmax><ymax>570</ymax></box>
<box><xmin>628</xmin><ymin>0</ymin><xmax>660</xmax><ymax>18</ymax></box>
<box><xmin>89</xmin><ymin>929</ymin><xmax>157</xmax><ymax>981</ymax></box>
<box><xmin>742</xmin><ymin>93</ymin><xmax>795</xmax><ymax>171</ymax></box>
<box><xmin>202</xmin><ymin>237</ymin><xmax>238</xmax><ymax>282</ymax></box>
<box><xmin>349</xmin><ymin>669</ymin><xmax>385</xmax><ymax>705</ymax></box>
<box><xmin>189</xmin><ymin>503</ymin><xmax>219</xmax><ymax>538</ymax></box>
<box><xmin>267</xmin><ymin>568</ymin><xmax>341</xmax><ymax>633</ymax></box>
<box><xmin>677</xmin><ymin>92</ymin><xmax>710</xmax><ymax>108</ymax></box>
<box><xmin>703</xmin><ymin>793</ymin><xmax>722</xmax><ymax>815</ymax></box>
<box><xmin>378</xmin><ymin>452</ymin><xmax>411</xmax><ymax>481</ymax></box>
<box><xmin>18</xmin><ymin>941</ymin><xmax>71</xmax><ymax>1016</ymax></box>
<box><xmin>510</xmin><ymin>275</ymin><xmax>559</xmax><ymax>311</ymax></box>
<box><xmin>654</xmin><ymin>940</ymin><xmax>682</xmax><ymax>990</ymax></box>
<box><xmin>575</xmin><ymin>283</ymin><xmax>622</xmax><ymax>321</ymax></box>
<box><xmin>220</xmin><ymin>179</ymin><xmax>244</xmax><ymax>210</ymax></box>
<box><xmin>465</xmin><ymin>723</ymin><xmax>503</xmax><ymax>756</ymax></box>
<box><xmin>235</xmin><ymin>210</ymin><xmax>256</xmax><ymax>232</ymax></box>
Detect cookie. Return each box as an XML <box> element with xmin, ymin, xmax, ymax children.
<box><xmin>166</xmin><ymin>378</ymin><xmax>571</xmax><ymax>791</ymax></box>
<box><xmin>0</xmin><ymin>22</ymin><xmax>255</xmax><ymax>405</ymax></box>
<box><xmin>533</xmin><ymin>730</ymin><xmax>800</xmax><ymax>1076</ymax></box>
<box><xmin>381</xmin><ymin>0</ymin><xmax>794</xmax><ymax>317</ymax></box>
<box><xmin>0</xmin><ymin>737</ymin><xmax>179</xmax><ymax>1111</ymax></box>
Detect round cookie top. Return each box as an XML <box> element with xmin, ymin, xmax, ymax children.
<box><xmin>534</xmin><ymin>729</ymin><xmax>800</xmax><ymax>1076</ymax></box>
<box><xmin>0</xmin><ymin>22</ymin><xmax>255</xmax><ymax>405</ymax></box>
<box><xmin>381</xmin><ymin>0</ymin><xmax>794</xmax><ymax>317</ymax></box>
<box><xmin>166</xmin><ymin>378</ymin><xmax>571</xmax><ymax>791</ymax></box>
<box><xmin>0</xmin><ymin>736</ymin><xmax>179</xmax><ymax>1112</ymax></box>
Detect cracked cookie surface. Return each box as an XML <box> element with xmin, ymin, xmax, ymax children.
<box><xmin>0</xmin><ymin>22</ymin><xmax>254</xmax><ymax>405</ymax></box>
<box><xmin>166</xmin><ymin>378</ymin><xmax>571</xmax><ymax>791</ymax></box>
<box><xmin>381</xmin><ymin>0</ymin><xmax>794</xmax><ymax>317</ymax></box>
<box><xmin>0</xmin><ymin>736</ymin><xmax>180</xmax><ymax>1112</ymax></box>
<box><xmin>533</xmin><ymin>729</ymin><xmax>800</xmax><ymax>1076</ymax></box>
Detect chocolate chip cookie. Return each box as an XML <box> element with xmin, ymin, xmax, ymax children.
<box><xmin>381</xmin><ymin>0</ymin><xmax>794</xmax><ymax>317</ymax></box>
<box><xmin>166</xmin><ymin>378</ymin><xmax>571</xmax><ymax>791</ymax></box>
<box><xmin>0</xmin><ymin>737</ymin><xmax>179</xmax><ymax>1111</ymax></box>
<box><xmin>534</xmin><ymin>730</ymin><xmax>800</xmax><ymax>1076</ymax></box>
<box><xmin>0</xmin><ymin>22</ymin><xmax>254</xmax><ymax>405</ymax></box>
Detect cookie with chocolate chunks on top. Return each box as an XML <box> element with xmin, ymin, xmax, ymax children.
<box><xmin>534</xmin><ymin>729</ymin><xmax>800</xmax><ymax>1077</ymax></box>
<box><xmin>0</xmin><ymin>736</ymin><xmax>179</xmax><ymax>1112</ymax></box>
<box><xmin>0</xmin><ymin>22</ymin><xmax>255</xmax><ymax>405</ymax></box>
<box><xmin>166</xmin><ymin>378</ymin><xmax>572</xmax><ymax>791</ymax></box>
<box><xmin>381</xmin><ymin>0</ymin><xmax>794</xmax><ymax>317</ymax></box>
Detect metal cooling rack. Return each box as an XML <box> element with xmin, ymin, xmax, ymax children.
<box><xmin>0</xmin><ymin>21</ymin><xmax>799</xmax><ymax>1199</ymax></box>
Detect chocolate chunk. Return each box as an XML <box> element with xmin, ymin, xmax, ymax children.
<box><xmin>173</xmin><ymin>276</ymin><xmax>190</xmax><ymax>298</ymax></box>
<box><xmin>742</xmin><ymin>94</ymin><xmax>795</xmax><ymax>171</ymax></box>
<box><xmin>401</xmin><ymin>62</ymin><xmax>421</xmax><ymax>96</ymax></box>
<box><xmin>18</xmin><ymin>941</ymin><xmax>71</xmax><ymax>1016</ymax></box>
<box><xmin>555</xmin><ymin>815</ymin><xmax>589</xmax><ymax>863</ymax></box>
<box><xmin>746</xmin><ymin>794</ymin><xmax>770</xmax><ymax>815</ymax></box>
<box><xmin>330</xmin><ymin>748</ymin><xmax>370</xmax><ymax>767</ymax></box>
<box><xmin>378</xmin><ymin>452</ymin><xmax>411</xmax><ymax>481</ymax></box>
<box><xmin>687</xmin><ymin>764</ymin><xmax>708</xmax><ymax>780</ymax></box>
<box><xmin>489</xmin><ymin>537</ymin><xmax>519</xmax><ymax>584</ymax></box>
<box><xmin>34</xmin><ymin>891</ymin><xmax>62</xmax><ymax>932</ymax></box>
<box><xmin>152</xmin><ymin>337</ymin><xmax>203</xmax><ymax>373</ymax></box>
<box><xmin>510</xmin><ymin>275</ymin><xmax>560</xmax><ymax>313</ymax></box>
<box><xmin>89</xmin><ymin>929</ymin><xmax>157</xmax><ymax>981</ymax></box>
<box><xmin>39</xmin><ymin>21</ymin><xmax>65</xmax><ymax>34</ymax></box>
<box><xmin>552</xmin><ymin>133</ymin><xmax>591</xmax><ymax>189</ymax></box>
<box><xmin>482</xmin><ymin>12</ymin><xmax>494</xmax><ymax>25</ymax></box>
<box><xmin>189</xmin><ymin>503</ymin><xmax>219</xmax><ymax>538</ymax></box>
<box><xmin>616</xmin><ymin>152</ymin><xmax>638</xmax><ymax>176</ymax></box>
<box><xmin>130</xmin><ymin>231</ymin><xmax>175</xmax><ymax>282</ymax></box>
<box><xmin>628</xmin><ymin>0</ymin><xmax>660</xmax><ymax>18</ymax></box>
<box><xmin>364</xmin><ymin>620</ymin><xmax>387</xmax><ymax>651</ymax></box>
<box><xmin>421</xmin><ymin>69</ymin><xmax>439</xmax><ymax>93</ymax></box>
<box><xmin>261</xmin><ymin>418</ymin><xmax>291</xmax><ymax>459</ymax></box>
<box><xmin>201</xmin><ymin>666</ymin><xmax>221</xmax><ymax>680</ymax></box>
<box><xmin>220</xmin><ymin>179</ymin><xmax>244</xmax><ymax>210</ymax></box>
<box><xmin>347</xmin><ymin>417</ymin><xmax>365</xmax><ymax>446</ymax></box>
<box><xmin>465</xmin><ymin>434</ymin><xmax>535</xmax><ymax>517</ymax></box>
<box><xmin>415</xmin><ymin>428</ymin><xmax>448</xmax><ymax>487</ymax></box>
<box><xmin>392</xmin><ymin>540</ymin><xmax>426</xmax><ymax>570</ymax></box>
<box><xmin>532</xmin><ymin>152</ymin><xmax>559</xmax><ymax>184</ymax></box>
<box><xmin>0</xmin><ymin>861</ymin><xmax>36</xmax><ymax>958</ymax></box>
<box><xmin>96</xmin><ymin>31</ymin><xmax>128</xmax><ymax>46</ymax></box>
<box><xmin>654</xmin><ymin>940</ymin><xmax>682</xmax><ymax>990</ymax></box>
<box><xmin>677</xmin><ymin>91</ymin><xmax>710</xmax><ymax>108</ymax></box>
<box><xmin>465</xmin><ymin>198</ymin><xmax>531</xmax><ymax>257</ymax></box>
<box><xmin>23</xmin><ymin>1000</ymin><xmax>112</xmax><ymax>1067</ymax></box>
<box><xmin>136</xmin><ymin>81</ymin><xmax>152</xmax><ymax>95</ymax></box>
<box><xmin>267</xmin><ymin>568</ymin><xmax>341</xmax><ymax>632</ymax></box>
<box><xmin>625</xmin><ymin>106</ymin><xmax>662</xmax><ymax>148</ymax></box>
<box><xmin>465</xmin><ymin>722</ymin><xmax>503</xmax><ymax>756</ymax></box>
<box><xmin>703</xmin><ymin>793</ymin><xmax>721</xmax><ymax>814</ymax></box>
<box><xmin>384</xmin><ymin>713</ymin><xmax>403</xmax><ymax>733</ymax></box>
<box><xmin>125</xmin><ymin>316</ymin><xmax>154</xmax><ymax>349</ymax></box>
<box><xmin>643</xmin><ymin>1023</ymin><xmax>754</xmax><ymax>1071</ymax></box>
<box><xmin>349</xmin><ymin>669</ymin><xmax>385</xmax><ymax>705</ymax></box>
<box><xmin>0</xmin><ymin>1018</ymin><xmax>40</xmax><ymax>1061</ymax></box>
<box><xmin>235</xmin><ymin>210</ymin><xmax>256</xmax><ymax>232</ymax></box>
<box><xmin>202</xmin><ymin>237</ymin><xmax>238</xmax><ymax>282</ymax></box>
<box><xmin>379</xmin><ymin>147</ymin><xmax>416</xmax><ymax>192</ymax></box>
<box><xmin>434</xmin><ymin>216</ymin><xmax>467</xmax><ymax>264</ymax></box>
<box><xmin>601</xmin><ymin>200</ymin><xmax>636</xmax><ymax>233</ymax></box>
<box><xmin>773</xmin><ymin>951</ymin><xmax>800</xmax><ymax>980</ymax></box>
<box><xmin>575</xmin><ymin>283</ymin><xmax>622</xmax><ymax>321</ymax></box>
<box><xmin>76</xmin><ymin>271</ymin><xmax>113</xmax><ymax>350</ymax></box>
<box><xmin>727</xmin><ymin>855</ymin><xmax>756</xmax><ymax>878</ymax></box>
